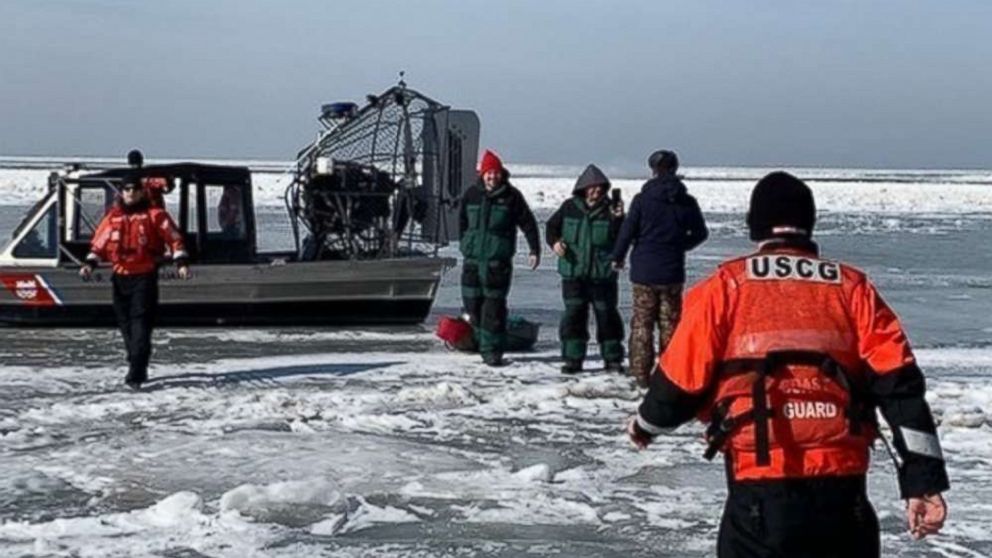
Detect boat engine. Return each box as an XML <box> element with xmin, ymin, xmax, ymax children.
<box><xmin>286</xmin><ymin>81</ymin><xmax>479</xmax><ymax>261</ymax></box>
<box><xmin>297</xmin><ymin>161</ymin><xmax>426</xmax><ymax>259</ymax></box>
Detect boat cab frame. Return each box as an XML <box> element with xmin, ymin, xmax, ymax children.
<box><xmin>0</xmin><ymin>163</ymin><xmax>454</xmax><ymax>327</ymax></box>
<box><xmin>0</xmin><ymin>82</ymin><xmax>478</xmax><ymax>327</ymax></box>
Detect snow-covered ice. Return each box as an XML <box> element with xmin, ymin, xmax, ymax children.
<box><xmin>2</xmin><ymin>340</ymin><xmax>989</xmax><ymax>556</ymax></box>
<box><xmin>1</xmin><ymin>162</ymin><xmax>991</xmax><ymax>556</ymax></box>
<box><xmin>2</xmin><ymin>158</ymin><xmax>990</xmax><ymax>219</ymax></box>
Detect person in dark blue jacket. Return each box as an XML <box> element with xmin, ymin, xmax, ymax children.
<box><xmin>611</xmin><ymin>150</ymin><xmax>708</xmax><ymax>387</ymax></box>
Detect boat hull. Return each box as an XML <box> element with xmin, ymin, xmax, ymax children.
<box><xmin>0</xmin><ymin>257</ymin><xmax>452</xmax><ymax>327</ymax></box>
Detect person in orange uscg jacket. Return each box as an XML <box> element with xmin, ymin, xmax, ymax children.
<box><xmin>80</xmin><ymin>175</ymin><xmax>190</xmax><ymax>389</ymax></box>
<box><xmin>626</xmin><ymin>171</ymin><xmax>948</xmax><ymax>557</ymax></box>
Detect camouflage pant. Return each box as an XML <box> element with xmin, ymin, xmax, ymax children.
<box><xmin>629</xmin><ymin>283</ymin><xmax>683</xmax><ymax>386</ymax></box>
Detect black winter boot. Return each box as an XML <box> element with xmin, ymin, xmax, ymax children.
<box><xmin>560</xmin><ymin>360</ymin><xmax>583</xmax><ymax>374</ymax></box>
<box><xmin>605</xmin><ymin>361</ymin><xmax>626</xmax><ymax>373</ymax></box>
<box><xmin>482</xmin><ymin>353</ymin><xmax>506</xmax><ymax>367</ymax></box>
<box><xmin>124</xmin><ymin>364</ymin><xmax>147</xmax><ymax>390</ymax></box>
<box><xmin>124</xmin><ymin>374</ymin><xmax>143</xmax><ymax>390</ymax></box>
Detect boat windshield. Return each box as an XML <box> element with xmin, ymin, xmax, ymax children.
<box><xmin>7</xmin><ymin>191</ymin><xmax>53</xmax><ymax>242</ymax></box>
<box><xmin>4</xmin><ymin>192</ymin><xmax>58</xmax><ymax>259</ymax></box>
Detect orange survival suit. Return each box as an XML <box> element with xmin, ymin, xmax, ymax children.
<box><xmin>635</xmin><ymin>239</ymin><xmax>950</xmax><ymax>487</ymax></box>
<box><xmin>631</xmin><ymin>172</ymin><xmax>948</xmax><ymax>558</ymax></box>
<box><xmin>87</xmin><ymin>198</ymin><xmax>187</xmax><ymax>275</ymax></box>
<box><xmin>84</xmin><ymin>185</ymin><xmax>188</xmax><ymax>389</ymax></box>
<box><xmin>633</xmin><ymin>239</ymin><xmax>949</xmax><ymax>557</ymax></box>
<box><xmin>659</xmin><ymin>243</ymin><xmax>911</xmax><ymax>481</ymax></box>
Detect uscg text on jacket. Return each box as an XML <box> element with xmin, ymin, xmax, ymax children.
<box><xmin>746</xmin><ymin>255</ymin><xmax>841</xmax><ymax>284</ymax></box>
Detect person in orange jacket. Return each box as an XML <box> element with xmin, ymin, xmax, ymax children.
<box><xmin>627</xmin><ymin>172</ymin><xmax>948</xmax><ymax>557</ymax></box>
<box><xmin>80</xmin><ymin>175</ymin><xmax>189</xmax><ymax>389</ymax></box>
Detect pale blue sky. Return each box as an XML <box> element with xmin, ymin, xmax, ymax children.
<box><xmin>1</xmin><ymin>0</ymin><xmax>989</xmax><ymax>168</ymax></box>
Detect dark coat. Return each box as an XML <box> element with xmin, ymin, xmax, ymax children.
<box><xmin>611</xmin><ymin>174</ymin><xmax>708</xmax><ymax>285</ymax></box>
<box><xmin>546</xmin><ymin>164</ymin><xmax>623</xmax><ymax>280</ymax></box>
<box><xmin>458</xmin><ymin>178</ymin><xmax>541</xmax><ymax>264</ymax></box>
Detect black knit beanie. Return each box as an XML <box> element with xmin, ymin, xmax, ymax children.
<box><xmin>746</xmin><ymin>171</ymin><xmax>816</xmax><ymax>241</ymax></box>
<box><xmin>648</xmin><ymin>150</ymin><xmax>679</xmax><ymax>174</ymax></box>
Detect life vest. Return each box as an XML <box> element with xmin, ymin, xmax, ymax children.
<box><xmin>89</xmin><ymin>204</ymin><xmax>187</xmax><ymax>275</ymax></box>
<box><xmin>555</xmin><ymin>198</ymin><xmax>616</xmax><ymax>280</ymax></box>
<box><xmin>660</xmin><ymin>245</ymin><xmax>915</xmax><ymax>482</ymax></box>
<box><xmin>459</xmin><ymin>183</ymin><xmax>517</xmax><ymax>264</ymax></box>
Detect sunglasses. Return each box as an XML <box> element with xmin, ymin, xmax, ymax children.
<box><xmin>121</xmin><ymin>185</ymin><xmax>141</xmax><ymax>192</ymax></box>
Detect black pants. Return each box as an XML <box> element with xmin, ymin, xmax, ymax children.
<box><xmin>718</xmin><ymin>476</ymin><xmax>880</xmax><ymax>558</ymax></box>
<box><xmin>559</xmin><ymin>279</ymin><xmax>624</xmax><ymax>363</ymax></box>
<box><xmin>461</xmin><ymin>260</ymin><xmax>511</xmax><ymax>359</ymax></box>
<box><xmin>112</xmin><ymin>273</ymin><xmax>159</xmax><ymax>383</ymax></box>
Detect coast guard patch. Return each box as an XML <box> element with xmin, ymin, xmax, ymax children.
<box><xmin>747</xmin><ymin>255</ymin><xmax>842</xmax><ymax>284</ymax></box>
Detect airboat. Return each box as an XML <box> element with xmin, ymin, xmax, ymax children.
<box><xmin>0</xmin><ymin>83</ymin><xmax>480</xmax><ymax>326</ymax></box>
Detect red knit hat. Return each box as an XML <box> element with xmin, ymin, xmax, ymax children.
<box><xmin>478</xmin><ymin>149</ymin><xmax>503</xmax><ymax>176</ymax></box>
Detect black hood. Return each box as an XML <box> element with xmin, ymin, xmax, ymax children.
<box><xmin>641</xmin><ymin>174</ymin><xmax>686</xmax><ymax>201</ymax></box>
<box><xmin>572</xmin><ymin>164</ymin><xmax>611</xmax><ymax>195</ymax></box>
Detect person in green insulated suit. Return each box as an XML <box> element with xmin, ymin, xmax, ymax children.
<box><xmin>459</xmin><ymin>150</ymin><xmax>541</xmax><ymax>367</ymax></box>
<box><xmin>545</xmin><ymin>164</ymin><xmax>626</xmax><ymax>374</ymax></box>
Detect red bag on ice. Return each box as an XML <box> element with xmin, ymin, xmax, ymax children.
<box><xmin>435</xmin><ymin>315</ymin><xmax>475</xmax><ymax>350</ymax></box>
<box><xmin>435</xmin><ymin>315</ymin><xmax>540</xmax><ymax>353</ymax></box>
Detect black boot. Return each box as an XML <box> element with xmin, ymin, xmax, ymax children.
<box><xmin>605</xmin><ymin>361</ymin><xmax>626</xmax><ymax>373</ymax></box>
<box><xmin>124</xmin><ymin>364</ymin><xmax>147</xmax><ymax>390</ymax></box>
<box><xmin>560</xmin><ymin>360</ymin><xmax>583</xmax><ymax>374</ymax></box>
<box><xmin>482</xmin><ymin>353</ymin><xmax>506</xmax><ymax>367</ymax></box>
